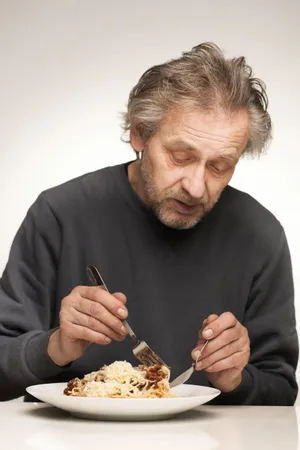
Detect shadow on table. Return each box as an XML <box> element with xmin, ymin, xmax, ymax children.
<box><xmin>22</xmin><ymin>404</ymin><xmax>218</xmax><ymax>423</ymax></box>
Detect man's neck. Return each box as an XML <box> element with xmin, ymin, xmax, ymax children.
<box><xmin>127</xmin><ymin>160</ymin><xmax>147</xmax><ymax>204</ymax></box>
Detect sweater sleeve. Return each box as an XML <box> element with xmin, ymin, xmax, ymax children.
<box><xmin>213</xmin><ymin>228</ymin><xmax>299</xmax><ymax>405</ymax></box>
<box><xmin>0</xmin><ymin>193</ymin><xmax>68</xmax><ymax>400</ymax></box>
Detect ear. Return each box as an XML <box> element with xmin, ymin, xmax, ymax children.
<box><xmin>130</xmin><ymin>128</ymin><xmax>144</xmax><ymax>153</ymax></box>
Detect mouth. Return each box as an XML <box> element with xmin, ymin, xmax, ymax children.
<box><xmin>173</xmin><ymin>199</ymin><xmax>200</xmax><ymax>214</ymax></box>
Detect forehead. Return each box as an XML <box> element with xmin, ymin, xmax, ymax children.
<box><xmin>159</xmin><ymin>107</ymin><xmax>249</xmax><ymax>156</ymax></box>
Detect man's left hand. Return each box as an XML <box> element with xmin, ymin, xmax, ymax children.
<box><xmin>192</xmin><ymin>312</ymin><xmax>250</xmax><ymax>393</ymax></box>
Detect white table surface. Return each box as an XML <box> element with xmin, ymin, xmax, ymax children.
<box><xmin>0</xmin><ymin>400</ymin><xmax>298</xmax><ymax>450</ymax></box>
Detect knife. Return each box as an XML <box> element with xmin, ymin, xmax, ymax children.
<box><xmin>170</xmin><ymin>340</ymin><xmax>208</xmax><ymax>388</ymax></box>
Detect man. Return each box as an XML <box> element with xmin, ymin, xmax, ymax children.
<box><xmin>0</xmin><ymin>43</ymin><xmax>298</xmax><ymax>404</ymax></box>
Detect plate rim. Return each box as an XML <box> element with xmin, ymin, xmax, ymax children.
<box><xmin>26</xmin><ymin>382</ymin><xmax>221</xmax><ymax>401</ymax></box>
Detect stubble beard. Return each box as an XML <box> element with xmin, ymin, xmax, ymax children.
<box><xmin>139</xmin><ymin>153</ymin><xmax>218</xmax><ymax>230</ymax></box>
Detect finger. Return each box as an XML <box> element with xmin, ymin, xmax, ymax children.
<box><xmin>74</xmin><ymin>297</ymin><xmax>128</xmax><ymax>336</ymax></box>
<box><xmin>197</xmin><ymin>326</ymin><xmax>245</xmax><ymax>359</ymax></box>
<box><xmin>197</xmin><ymin>314</ymin><xmax>218</xmax><ymax>341</ymax></box>
<box><xmin>60</xmin><ymin>320</ymin><xmax>112</xmax><ymax>345</ymax></box>
<box><xmin>193</xmin><ymin>327</ymin><xmax>234</xmax><ymax>361</ymax></box>
<box><xmin>192</xmin><ymin>315</ymin><xmax>219</xmax><ymax>359</ymax></box>
<box><xmin>202</xmin><ymin>312</ymin><xmax>238</xmax><ymax>340</ymax></box>
<box><xmin>192</xmin><ymin>342</ymin><xmax>208</xmax><ymax>361</ymax></box>
<box><xmin>84</xmin><ymin>286</ymin><xmax>127</xmax><ymax>306</ymax></box>
<box><xmin>195</xmin><ymin>336</ymin><xmax>249</xmax><ymax>371</ymax></box>
<box><xmin>198</xmin><ymin>314</ymin><xmax>218</xmax><ymax>342</ymax></box>
<box><xmin>113</xmin><ymin>292</ymin><xmax>127</xmax><ymax>304</ymax></box>
<box><xmin>204</xmin><ymin>349</ymin><xmax>250</xmax><ymax>373</ymax></box>
<box><xmin>73</xmin><ymin>286</ymin><xmax>128</xmax><ymax>319</ymax></box>
<box><xmin>97</xmin><ymin>288</ymin><xmax>127</xmax><ymax>305</ymax></box>
<box><xmin>206</xmin><ymin>314</ymin><xmax>219</xmax><ymax>324</ymax></box>
<box><xmin>70</xmin><ymin>308</ymin><xmax>126</xmax><ymax>342</ymax></box>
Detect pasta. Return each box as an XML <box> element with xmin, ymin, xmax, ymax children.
<box><xmin>63</xmin><ymin>361</ymin><xmax>172</xmax><ymax>398</ymax></box>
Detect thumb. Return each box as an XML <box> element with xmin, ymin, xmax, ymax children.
<box><xmin>197</xmin><ymin>314</ymin><xmax>218</xmax><ymax>343</ymax></box>
<box><xmin>192</xmin><ymin>314</ymin><xmax>219</xmax><ymax>360</ymax></box>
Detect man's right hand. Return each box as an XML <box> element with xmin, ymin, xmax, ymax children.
<box><xmin>47</xmin><ymin>286</ymin><xmax>128</xmax><ymax>366</ymax></box>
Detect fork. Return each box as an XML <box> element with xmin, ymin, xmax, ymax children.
<box><xmin>169</xmin><ymin>340</ymin><xmax>209</xmax><ymax>388</ymax></box>
<box><xmin>86</xmin><ymin>265</ymin><xmax>167</xmax><ymax>368</ymax></box>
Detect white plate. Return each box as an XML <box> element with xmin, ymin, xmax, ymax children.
<box><xmin>26</xmin><ymin>382</ymin><xmax>220</xmax><ymax>421</ymax></box>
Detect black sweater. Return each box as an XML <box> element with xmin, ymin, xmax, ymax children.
<box><xmin>0</xmin><ymin>163</ymin><xmax>298</xmax><ymax>404</ymax></box>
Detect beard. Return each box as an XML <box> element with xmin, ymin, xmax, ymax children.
<box><xmin>140</xmin><ymin>151</ymin><xmax>218</xmax><ymax>230</ymax></box>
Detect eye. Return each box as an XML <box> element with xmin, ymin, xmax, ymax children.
<box><xmin>174</xmin><ymin>157</ymin><xmax>189</xmax><ymax>164</ymax></box>
<box><xmin>171</xmin><ymin>152</ymin><xmax>191</xmax><ymax>165</ymax></box>
<box><xmin>208</xmin><ymin>163</ymin><xmax>229</xmax><ymax>175</ymax></box>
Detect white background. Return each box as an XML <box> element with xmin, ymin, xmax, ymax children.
<box><xmin>1</xmin><ymin>1</ymin><xmax>299</xmax><ymax>388</ymax></box>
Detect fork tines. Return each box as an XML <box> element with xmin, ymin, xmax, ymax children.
<box><xmin>134</xmin><ymin>341</ymin><xmax>167</xmax><ymax>367</ymax></box>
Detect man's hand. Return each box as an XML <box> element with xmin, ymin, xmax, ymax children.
<box><xmin>48</xmin><ymin>286</ymin><xmax>128</xmax><ymax>366</ymax></box>
<box><xmin>192</xmin><ymin>312</ymin><xmax>250</xmax><ymax>393</ymax></box>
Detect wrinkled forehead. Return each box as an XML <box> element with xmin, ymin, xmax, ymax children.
<box><xmin>158</xmin><ymin>107</ymin><xmax>249</xmax><ymax>158</ymax></box>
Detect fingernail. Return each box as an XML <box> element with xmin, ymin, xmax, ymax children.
<box><xmin>117</xmin><ymin>308</ymin><xmax>127</xmax><ymax>318</ymax></box>
<box><xmin>121</xmin><ymin>325</ymin><xmax>127</xmax><ymax>335</ymax></box>
<box><xmin>203</xmin><ymin>328</ymin><xmax>213</xmax><ymax>338</ymax></box>
<box><xmin>196</xmin><ymin>361</ymin><xmax>202</xmax><ymax>370</ymax></box>
<box><xmin>105</xmin><ymin>336</ymin><xmax>111</xmax><ymax>344</ymax></box>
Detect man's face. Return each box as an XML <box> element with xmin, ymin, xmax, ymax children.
<box><xmin>132</xmin><ymin>107</ymin><xmax>249</xmax><ymax>229</ymax></box>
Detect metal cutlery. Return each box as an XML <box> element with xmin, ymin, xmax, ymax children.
<box><xmin>86</xmin><ymin>265</ymin><xmax>167</xmax><ymax>368</ymax></box>
<box><xmin>170</xmin><ymin>340</ymin><xmax>209</xmax><ymax>388</ymax></box>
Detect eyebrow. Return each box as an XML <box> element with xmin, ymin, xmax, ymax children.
<box><xmin>164</xmin><ymin>138</ymin><xmax>238</xmax><ymax>161</ymax></box>
<box><xmin>164</xmin><ymin>138</ymin><xmax>197</xmax><ymax>152</ymax></box>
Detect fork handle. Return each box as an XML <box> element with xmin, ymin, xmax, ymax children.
<box><xmin>86</xmin><ymin>265</ymin><xmax>138</xmax><ymax>343</ymax></box>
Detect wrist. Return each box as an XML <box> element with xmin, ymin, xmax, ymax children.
<box><xmin>47</xmin><ymin>329</ymin><xmax>73</xmax><ymax>367</ymax></box>
<box><xmin>221</xmin><ymin>373</ymin><xmax>243</xmax><ymax>393</ymax></box>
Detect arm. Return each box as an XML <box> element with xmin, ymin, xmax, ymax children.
<box><xmin>0</xmin><ymin>194</ymin><xmax>66</xmax><ymax>400</ymax></box>
<box><xmin>212</xmin><ymin>229</ymin><xmax>298</xmax><ymax>405</ymax></box>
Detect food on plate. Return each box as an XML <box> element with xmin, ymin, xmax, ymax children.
<box><xmin>63</xmin><ymin>361</ymin><xmax>172</xmax><ymax>398</ymax></box>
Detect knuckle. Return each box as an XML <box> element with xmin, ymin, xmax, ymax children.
<box><xmin>225</xmin><ymin>344</ymin><xmax>233</xmax><ymax>357</ymax></box>
<box><xmin>72</xmin><ymin>285</ymin><xmax>86</xmax><ymax>295</ymax></box>
<box><xmin>242</xmin><ymin>325</ymin><xmax>249</xmax><ymax>337</ymax></box>
<box><xmin>81</xmin><ymin>327</ymin><xmax>91</xmax><ymax>341</ymax></box>
<box><xmin>61</xmin><ymin>295</ymin><xmax>71</xmax><ymax>307</ymax></box>
<box><xmin>59</xmin><ymin>310</ymin><xmax>71</xmax><ymax>325</ymax></box>
<box><xmin>245</xmin><ymin>348</ymin><xmax>251</xmax><ymax>360</ymax></box>
<box><xmin>243</xmin><ymin>334</ymin><xmax>250</xmax><ymax>348</ymax></box>
<box><xmin>226</xmin><ymin>355</ymin><xmax>234</xmax><ymax>368</ymax></box>
<box><xmin>207</xmin><ymin>362</ymin><xmax>218</xmax><ymax>372</ymax></box>
<box><xmin>62</xmin><ymin>293</ymin><xmax>81</xmax><ymax>311</ymax></box>
<box><xmin>111</xmin><ymin>315</ymin><xmax>122</xmax><ymax>330</ymax></box>
<box><xmin>95</xmin><ymin>286</ymin><xmax>106</xmax><ymax>300</ymax></box>
<box><xmin>222</xmin><ymin>328</ymin><xmax>235</xmax><ymax>343</ymax></box>
<box><xmin>111</xmin><ymin>330</ymin><xmax>124</xmax><ymax>341</ymax></box>
<box><xmin>87</xmin><ymin>315</ymin><xmax>99</xmax><ymax>330</ymax></box>
<box><xmin>232</xmin><ymin>353</ymin><xmax>241</xmax><ymax>366</ymax></box>
<box><xmin>224</xmin><ymin>311</ymin><xmax>237</xmax><ymax>325</ymax></box>
<box><xmin>205</xmin><ymin>357</ymin><xmax>213</xmax><ymax>368</ymax></box>
<box><xmin>59</xmin><ymin>319</ymin><xmax>68</xmax><ymax>332</ymax></box>
<box><xmin>89</xmin><ymin>301</ymin><xmax>101</xmax><ymax>318</ymax></box>
<box><xmin>60</xmin><ymin>321</ymin><xmax>74</xmax><ymax>338</ymax></box>
<box><xmin>95</xmin><ymin>335</ymin><xmax>106</xmax><ymax>344</ymax></box>
<box><xmin>214</xmin><ymin>361</ymin><xmax>222</xmax><ymax>371</ymax></box>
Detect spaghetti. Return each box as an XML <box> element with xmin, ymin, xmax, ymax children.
<box><xmin>63</xmin><ymin>361</ymin><xmax>172</xmax><ymax>398</ymax></box>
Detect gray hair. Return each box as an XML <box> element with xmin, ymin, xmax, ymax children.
<box><xmin>122</xmin><ymin>42</ymin><xmax>272</xmax><ymax>156</ymax></box>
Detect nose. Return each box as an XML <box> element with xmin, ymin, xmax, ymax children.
<box><xmin>181</xmin><ymin>165</ymin><xmax>206</xmax><ymax>199</ymax></box>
